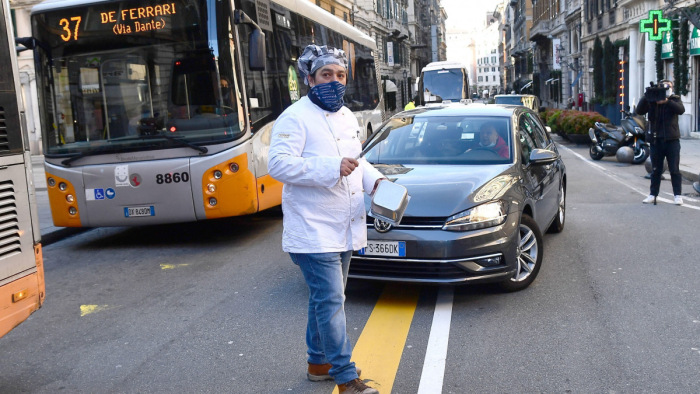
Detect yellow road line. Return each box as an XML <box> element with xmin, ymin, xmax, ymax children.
<box><xmin>333</xmin><ymin>283</ymin><xmax>420</xmax><ymax>393</ymax></box>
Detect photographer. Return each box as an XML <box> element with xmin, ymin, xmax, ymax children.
<box><xmin>636</xmin><ymin>79</ymin><xmax>685</xmax><ymax>205</ymax></box>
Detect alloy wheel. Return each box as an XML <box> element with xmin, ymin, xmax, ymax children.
<box><xmin>514</xmin><ymin>223</ymin><xmax>538</xmax><ymax>282</ymax></box>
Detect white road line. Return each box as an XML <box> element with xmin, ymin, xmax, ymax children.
<box><xmin>558</xmin><ymin>144</ymin><xmax>700</xmax><ymax>211</ymax></box>
<box><xmin>417</xmin><ymin>285</ymin><xmax>454</xmax><ymax>394</ymax></box>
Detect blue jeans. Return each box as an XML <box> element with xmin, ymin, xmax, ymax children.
<box><xmin>289</xmin><ymin>251</ymin><xmax>358</xmax><ymax>385</ymax></box>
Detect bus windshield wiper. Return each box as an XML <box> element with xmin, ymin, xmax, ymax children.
<box><xmin>137</xmin><ymin>134</ymin><xmax>208</xmax><ymax>154</ymax></box>
<box><xmin>61</xmin><ymin>145</ymin><xmax>139</xmax><ymax>166</ymax></box>
<box><xmin>60</xmin><ymin>135</ymin><xmax>208</xmax><ymax>166</ymax></box>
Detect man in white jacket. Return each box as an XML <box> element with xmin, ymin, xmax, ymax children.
<box><xmin>268</xmin><ymin>45</ymin><xmax>384</xmax><ymax>394</ymax></box>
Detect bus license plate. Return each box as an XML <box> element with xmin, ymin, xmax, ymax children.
<box><xmin>124</xmin><ymin>206</ymin><xmax>155</xmax><ymax>217</ymax></box>
<box><xmin>358</xmin><ymin>241</ymin><xmax>406</xmax><ymax>257</ymax></box>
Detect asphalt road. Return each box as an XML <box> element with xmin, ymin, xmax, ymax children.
<box><xmin>1</xmin><ymin>138</ymin><xmax>700</xmax><ymax>393</ymax></box>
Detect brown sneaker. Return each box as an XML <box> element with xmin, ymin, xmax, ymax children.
<box><xmin>307</xmin><ymin>363</ymin><xmax>361</xmax><ymax>382</ymax></box>
<box><xmin>337</xmin><ymin>378</ymin><xmax>379</xmax><ymax>394</ymax></box>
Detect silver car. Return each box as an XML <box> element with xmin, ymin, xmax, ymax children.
<box><xmin>350</xmin><ymin>104</ymin><xmax>566</xmax><ymax>291</ymax></box>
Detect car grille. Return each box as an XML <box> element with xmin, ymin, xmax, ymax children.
<box><xmin>349</xmin><ymin>256</ymin><xmax>507</xmax><ymax>283</ymax></box>
<box><xmin>366</xmin><ymin>216</ymin><xmax>445</xmax><ymax>229</ymax></box>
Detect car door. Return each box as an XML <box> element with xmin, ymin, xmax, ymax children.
<box><xmin>526</xmin><ymin>111</ymin><xmax>561</xmax><ymax>225</ymax></box>
<box><xmin>517</xmin><ymin>112</ymin><xmax>558</xmax><ymax>230</ymax></box>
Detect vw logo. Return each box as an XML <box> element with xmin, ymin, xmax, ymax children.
<box><xmin>373</xmin><ymin>218</ymin><xmax>392</xmax><ymax>233</ymax></box>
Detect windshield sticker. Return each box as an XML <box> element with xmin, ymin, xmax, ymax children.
<box><xmin>115</xmin><ymin>165</ymin><xmax>130</xmax><ymax>187</ymax></box>
<box><xmin>288</xmin><ymin>66</ymin><xmax>300</xmax><ymax>103</ymax></box>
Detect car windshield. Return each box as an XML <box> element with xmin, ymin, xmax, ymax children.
<box><xmin>421</xmin><ymin>69</ymin><xmax>465</xmax><ymax>102</ymax></box>
<box><xmin>495</xmin><ymin>96</ymin><xmax>525</xmax><ymax>105</ymax></box>
<box><xmin>364</xmin><ymin>115</ymin><xmax>512</xmax><ymax>165</ymax></box>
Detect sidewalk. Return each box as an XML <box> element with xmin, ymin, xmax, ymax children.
<box><xmin>28</xmin><ymin>134</ymin><xmax>700</xmax><ymax>244</ymax></box>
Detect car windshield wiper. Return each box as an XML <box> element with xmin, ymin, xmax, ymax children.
<box><xmin>60</xmin><ymin>135</ymin><xmax>208</xmax><ymax>166</ymax></box>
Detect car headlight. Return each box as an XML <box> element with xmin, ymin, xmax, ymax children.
<box><xmin>442</xmin><ymin>201</ymin><xmax>507</xmax><ymax>231</ymax></box>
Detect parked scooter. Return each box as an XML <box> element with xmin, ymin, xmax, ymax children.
<box><xmin>588</xmin><ymin>109</ymin><xmax>650</xmax><ymax>164</ymax></box>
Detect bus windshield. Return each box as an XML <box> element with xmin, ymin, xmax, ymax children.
<box><xmin>421</xmin><ymin>69</ymin><xmax>466</xmax><ymax>102</ymax></box>
<box><xmin>32</xmin><ymin>0</ymin><xmax>243</xmax><ymax>156</ymax></box>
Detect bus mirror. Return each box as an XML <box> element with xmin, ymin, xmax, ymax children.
<box><xmin>249</xmin><ymin>29</ymin><xmax>266</xmax><ymax>71</ymax></box>
<box><xmin>15</xmin><ymin>37</ymin><xmax>35</xmax><ymax>53</ymax></box>
<box><xmin>233</xmin><ymin>10</ymin><xmax>266</xmax><ymax>71</ymax></box>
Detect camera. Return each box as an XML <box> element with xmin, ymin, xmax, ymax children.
<box><xmin>644</xmin><ymin>81</ymin><xmax>669</xmax><ymax>102</ymax></box>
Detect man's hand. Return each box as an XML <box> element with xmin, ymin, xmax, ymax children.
<box><xmin>340</xmin><ymin>157</ymin><xmax>360</xmax><ymax>177</ymax></box>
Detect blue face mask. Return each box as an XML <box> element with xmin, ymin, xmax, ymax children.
<box><xmin>308</xmin><ymin>81</ymin><xmax>346</xmax><ymax>112</ymax></box>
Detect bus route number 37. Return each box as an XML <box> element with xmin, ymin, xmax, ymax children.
<box><xmin>156</xmin><ymin>172</ymin><xmax>189</xmax><ymax>184</ymax></box>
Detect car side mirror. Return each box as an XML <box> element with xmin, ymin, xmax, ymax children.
<box><xmin>529</xmin><ymin>148</ymin><xmax>557</xmax><ymax>165</ymax></box>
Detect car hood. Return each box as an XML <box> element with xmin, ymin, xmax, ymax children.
<box><xmin>368</xmin><ymin>164</ymin><xmax>518</xmax><ymax>217</ymax></box>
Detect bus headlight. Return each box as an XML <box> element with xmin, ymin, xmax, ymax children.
<box><xmin>213</xmin><ymin>170</ymin><xmax>223</xmax><ymax>179</ymax></box>
<box><xmin>229</xmin><ymin>162</ymin><xmax>239</xmax><ymax>173</ymax></box>
<box><xmin>47</xmin><ymin>177</ymin><xmax>56</xmax><ymax>187</ymax></box>
<box><xmin>209</xmin><ymin>197</ymin><xmax>217</xmax><ymax>206</ymax></box>
<box><xmin>59</xmin><ymin>182</ymin><xmax>67</xmax><ymax>191</ymax></box>
<box><xmin>207</xmin><ymin>183</ymin><xmax>216</xmax><ymax>193</ymax></box>
<box><xmin>68</xmin><ymin>207</ymin><xmax>77</xmax><ymax>215</ymax></box>
<box><xmin>66</xmin><ymin>194</ymin><xmax>74</xmax><ymax>203</ymax></box>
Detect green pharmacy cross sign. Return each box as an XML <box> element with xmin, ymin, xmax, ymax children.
<box><xmin>640</xmin><ymin>10</ymin><xmax>671</xmax><ymax>41</ymax></box>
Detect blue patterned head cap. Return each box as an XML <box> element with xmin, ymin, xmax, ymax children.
<box><xmin>298</xmin><ymin>45</ymin><xmax>348</xmax><ymax>85</ymax></box>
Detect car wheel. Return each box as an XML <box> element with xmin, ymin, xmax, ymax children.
<box><xmin>547</xmin><ymin>183</ymin><xmax>565</xmax><ymax>233</ymax></box>
<box><xmin>499</xmin><ymin>214</ymin><xmax>543</xmax><ymax>292</ymax></box>
<box><xmin>589</xmin><ymin>145</ymin><xmax>604</xmax><ymax>160</ymax></box>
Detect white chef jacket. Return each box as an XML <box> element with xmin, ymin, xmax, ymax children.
<box><xmin>268</xmin><ymin>96</ymin><xmax>384</xmax><ymax>253</ymax></box>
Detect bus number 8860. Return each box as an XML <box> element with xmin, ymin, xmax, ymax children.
<box><xmin>156</xmin><ymin>172</ymin><xmax>189</xmax><ymax>184</ymax></box>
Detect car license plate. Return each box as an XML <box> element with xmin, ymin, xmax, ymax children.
<box><xmin>358</xmin><ymin>241</ymin><xmax>406</xmax><ymax>257</ymax></box>
<box><xmin>124</xmin><ymin>206</ymin><xmax>155</xmax><ymax>217</ymax></box>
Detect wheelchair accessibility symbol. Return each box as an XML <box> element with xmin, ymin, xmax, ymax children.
<box><xmin>94</xmin><ymin>188</ymin><xmax>105</xmax><ymax>200</ymax></box>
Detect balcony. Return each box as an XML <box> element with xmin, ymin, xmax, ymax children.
<box><xmin>529</xmin><ymin>20</ymin><xmax>551</xmax><ymax>41</ymax></box>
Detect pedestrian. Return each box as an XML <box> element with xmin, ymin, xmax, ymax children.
<box><xmin>267</xmin><ymin>44</ymin><xmax>384</xmax><ymax>394</ymax></box>
<box><xmin>636</xmin><ymin>79</ymin><xmax>685</xmax><ymax>205</ymax></box>
<box><xmin>404</xmin><ymin>99</ymin><xmax>415</xmax><ymax>111</ymax></box>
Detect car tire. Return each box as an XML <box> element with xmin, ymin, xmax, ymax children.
<box><xmin>589</xmin><ymin>145</ymin><xmax>604</xmax><ymax>160</ymax></box>
<box><xmin>499</xmin><ymin>214</ymin><xmax>543</xmax><ymax>292</ymax></box>
<box><xmin>547</xmin><ymin>183</ymin><xmax>566</xmax><ymax>233</ymax></box>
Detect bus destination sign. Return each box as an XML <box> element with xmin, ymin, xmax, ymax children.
<box><xmin>54</xmin><ymin>2</ymin><xmax>180</xmax><ymax>43</ymax></box>
<box><xmin>100</xmin><ymin>3</ymin><xmax>178</xmax><ymax>36</ymax></box>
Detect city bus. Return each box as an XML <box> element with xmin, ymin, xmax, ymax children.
<box><xmin>26</xmin><ymin>0</ymin><xmax>382</xmax><ymax>227</ymax></box>
<box><xmin>417</xmin><ymin>60</ymin><xmax>470</xmax><ymax>105</ymax></box>
<box><xmin>0</xmin><ymin>0</ymin><xmax>45</xmax><ymax>338</ymax></box>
